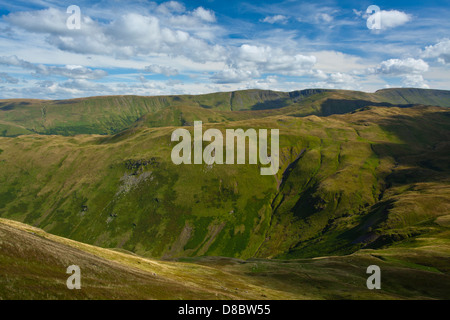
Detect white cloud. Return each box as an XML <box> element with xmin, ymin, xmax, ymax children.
<box><xmin>237</xmin><ymin>44</ymin><xmax>316</xmax><ymax>73</ymax></box>
<box><xmin>212</xmin><ymin>68</ymin><xmax>258</xmax><ymax>83</ymax></box>
<box><xmin>308</xmin><ymin>70</ymin><xmax>360</xmax><ymax>90</ymax></box>
<box><xmin>422</xmin><ymin>39</ymin><xmax>450</xmax><ymax>64</ymax></box>
<box><xmin>0</xmin><ymin>1</ymin><xmax>447</xmax><ymax>98</ymax></box>
<box><xmin>4</xmin><ymin>7</ymin><xmax>225</xmax><ymax>63</ymax></box>
<box><xmin>364</xmin><ymin>9</ymin><xmax>411</xmax><ymax>30</ymax></box>
<box><xmin>192</xmin><ymin>7</ymin><xmax>216</xmax><ymax>22</ymax></box>
<box><xmin>365</xmin><ymin>58</ymin><xmax>430</xmax><ymax>89</ymax></box>
<box><xmin>4</xmin><ymin>7</ymin><xmax>69</xmax><ymax>34</ymax></box>
<box><xmin>367</xmin><ymin>58</ymin><xmax>429</xmax><ymax>76</ymax></box>
<box><xmin>237</xmin><ymin>75</ymin><xmax>279</xmax><ymax>90</ymax></box>
<box><xmin>0</xmin><ymin>55</ymin><xmax>107</xmax><ymax>79</ymax></box>
<box><xmin>327</xmin><ymin>72</ymin><xmax>355</xmax><ymax>84</ymax></box>
<box><xmin>261</xmin><ymin>15</ymin><xmax>289</xmax><ymax>24</ymax></box>
<box><xmin>380</xmin><ymin>10</ymin><xmax>411</xmax><ymax>28</ymax></box>
<box><xmin>313</xmin><ymin>51</ymin><xmax>367</xmax><ymax>73</ymax></box>
<box><xmin>144</xmin><ymin>64</ymin><xmax>179</xmax><ymax>77</ymax></box>
<box><xmin>156</xmin><ymin>1</ymin><xmax>186</xmax><ymax>15</ymax></box>
<box><xmin>212</xmin><ymin>44</ymin><xmax>316</xmax><ymax>83</ymax></box>
<box><xmin>402</xmin><ymin>74</ymin><xmax>429</xmax><ymax>88</ymax></box>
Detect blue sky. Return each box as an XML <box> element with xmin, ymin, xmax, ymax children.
<box><xmin>0</xmin><ymin>0</ymin><xmax>449</xmax><ymax>99</ymax></box>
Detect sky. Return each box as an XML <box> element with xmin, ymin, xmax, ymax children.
<box><xmin>0</xmin><ymin>0</ymin><xmax>449</xmax><ymax>99</ymax></box>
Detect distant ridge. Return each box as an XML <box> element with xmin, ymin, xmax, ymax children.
<box><xmin>374</xmin><ymin>88</ymin><xmax>450</xmax><ymax>108</ymax></box>
<box><xmin>1</xmin><ymin>88</ymin><xmax>449</xmax><ymax>136</ymax></box>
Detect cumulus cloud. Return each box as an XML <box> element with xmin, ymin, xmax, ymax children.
<box><xmin>192</xmin><ymin>7</ymin><xmax>216</xmax><ymax>22</ymax></box>
<box><xmin>367</xmin><ymin>58</ymin><xmax>429</xmax><ymax>75</ymax></box>
<box><xmin>0</xmin><ymin>55</ymin><xmax>107</xmax><ymax>79</ymax></box>
<box><xmin>1</xmin><ymin>1</ymin><xmax>444</xmax><ymax>98</ymax></box>
<box><xmin>402</xmin><ymin>75</ymin><xmax>429</xmax><ymax>88</ymax></box>
<box><xmin>237</xmin><ymin>76</ymin><xmax>279</xmax><ymax>91</ymax></box>
<box><xmin>307</xmin><ymin>70</ymin><xmax>359</xmax><ymax>90</ymax></box>
<box><xmin>212</xmin><ymin>68</ymin><xmax>260</xmax><ymax>84</ymax></box>
<box><xmin>4</xmin><ymin>7</ymin><xmax>70</xmax><ymax>34</ymax></box>
<box><xmin>261</xmin><ymin>15</ymin><xmax>289</xmax><ymax>24</ymax></box>
<box><xmin>327</xmin><ymin>72</ymin><xmax>356</xmax><ymax>84</ymax></box>
<box><xmin>366</xmin><ymin>58</ymin><xmax>429</xmax><ymax>89</ymax></box>
<box><xmin>379</xmin><ymin>10</ymin><xmax>411</xmax><ymax>29</ymax></box>
<box><xmin>422</xmin><ymin>39</ymin><xmax>450</xmax><ymax>64</ymax></box>
<box><xmin>2</xmin><ymin>5</ymin><xmax>318</xmax><ymax>90</ymax></box>
<box><xmin>362</xmin><ymin>9</ymin><xmax>411</xmax><ymax>30</ymax></box>
<box><xmin>144</xmin><ymin>64</ymin><xmax>179</xmax><ymax>77</ymax></box>
<box><xmin>156</xmin><ymin>1</ymin><xmax>186</xmax><ymax>14</ymax></box>
<box><xmin>212</xmin><ymin>44</ymin><xmax>316</xmax><ymax>83</ymax></box>
<box><xmin>4</xmin><ymin>7</ymin><xmax>224</xmax><ymax>62</ymax></box>
<box><xmin>238</xmin><ymin>44</ymin><xmax>316</xmax><ymax>72</ymax></box>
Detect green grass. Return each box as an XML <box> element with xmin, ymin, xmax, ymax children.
<box><xmin>0</xmin><ymin>104</ymin><xmax>449</xmax><ymax>261</ymax></box>
<box><xmin>1</xmin><ymin>218</ymin><xmax>450</xmax><ymax>299</ymax></box>
<box><xmin>1</xmin><ymin>88</ymin><xmax>449</xmax><ymax>137</ymax></box>
<box><xmin>1</xmin><ymin>89</ymin><xmax>450</xmax><ymax>299</ymax></box>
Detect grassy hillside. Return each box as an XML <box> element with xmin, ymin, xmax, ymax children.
<box><xmin>1</xmin><ymin>88</ymin><xmax>450</xmax><ymax>299</ymax></box>
<box><xmin>0</xmin><ymin>91</ymin><xmax>292</xmax><ymax>136</ymax></box>
<box><xmin>0</xmin><ymin>218</ymin><xmax>296</xmax><ymax>299</ymax></box>
<box><xmin>1</xmin><ymin>88</ymin><xmax>449</xmax><ymax>137</ymax></box>
<box><xmin>1</xmin><ymin>218</ymin><xmax>449</xmax><ymax>299</ymax></box>
<box><xmin>374</xmin><ymin>88</ymin><xmax>450</xmax><ymax>108</ymax></box>
<box><xmin>260</xmin><ymin>106</ymin><xmax>450</xmax><ymax>259</ymax></box>
<box><xmin>0</xmin><ymin>103</ymin><xmax>449</xmax><ymax>261</ymax></box>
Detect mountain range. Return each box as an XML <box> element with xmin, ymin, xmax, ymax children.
<box><xmin>0</xmin><ymin>87</ymin><xmax>449</xmax><ymax>299</ymax></box>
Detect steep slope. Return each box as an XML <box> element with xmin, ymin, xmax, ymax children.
<box><xmin>2</xmin><ymin>88</ymin><xmax>449</xmax><ymax>137</ymax></box>
<box><xmin>0</xmin><ymin>90</ymin><xmax>322</xmax><ymax>136</ymax></box>
<box><xmin>0</xmin><ymin>104</ymin><xmax>449</xmax><ymax>261</ymax></box>
<box><xmin>258</xmin><ymin>106</ymin><xmax>450</xmax><ymax>258</ymax></box>
<box><xmin>0</xmin><ymin>218</ymin><xmax>222</xmax><ymax>299</ymax></box>
<box><xmin>374</xmin><ymin>88</ymin><xmax>450</xmax><ymax>108</ymax></box>
<box><xmin>0</xmin><ymin>218</ymin><xmax>297</xmax><ymax>299</ymax></box>
<box><xmin>2</xmin><ymin>218</ymin><xmax>450</xmax><ymax>299</ymax></box>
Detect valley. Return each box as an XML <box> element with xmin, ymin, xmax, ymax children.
<box><xmin>0</xmin><ymin>88</ymin><xmax>449</xmax><ymax>299</ymax></box>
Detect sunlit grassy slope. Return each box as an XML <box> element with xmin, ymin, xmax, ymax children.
<box><xmin>1</xmin><ymin>218</ymin><xmax>449</xmax><ymax>300</ymax></box>
<box><xmin>1</xmin><ymin>88</ymin><xmax>450</xmax><ymax>299</ymax></box>
<box><xmin>0</xmin><ymin>101</ymin><xmax>449</xmax><ymax>261</ymax></box>
<box><xmin>1</xmin><ymin>88</ymin><xmax>450</xmax><ymax>137</ymax></box>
